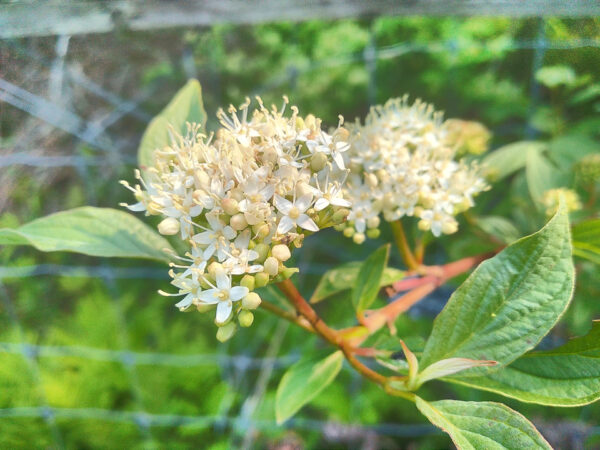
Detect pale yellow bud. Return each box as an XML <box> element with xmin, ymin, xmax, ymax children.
<box><xmin>442</xmin><ymin>221</ymin><xmax>458</xmax><ymax>235</ymax></box>
<box><xmin>418</xmin><ymin>220</ymin><xmax>431</xmax><ymax>231</ymax></box>
<box><xmin>353</xmin><ymin>232</ymin><xmax>366</xmax><ymax>244</ymax></box>
<box><xmin>242</xmin><ymin>292</ymin><xmax>262</xmax><ymax>310</ymax></box>
<box><xmin>230</xmin><ymin>213</ymin><xmax>248</xmax><ymax>231</ymax></box>
<box><xmin>367</xmin><ymin>216</ymin><xmax>380</xmax><ymax>229</ymax></box>
<box><xmin>272</xmin><ymin>244</ymin><xmax>291</xmax><ymax>262</ymax></box>
<box><xmin>253</xmin><ymin>243</ymin><xmax>269</xmax><ymax>263</ymax></box>
<box><xmin>240</xmin><ymin>275</ymin><xmax>255</xmax><ymax>291</ymax></box>
<box><xmin>207</xmin><ymin>262</ymin><xmax>223</xmax><ymax>276</ymax></box>
<box><xmin>252</xmin><ymin>222</ymin><xmax>270</xmax><ymax>239</ymax></box>
<box><xmin>158</xmin><ymin>217</ymin><xmax>180</xmax><ymax>235</ymax></box>
<box><xmin>343</xmin><ymin>227</ymin><xmax>355</xmax><ymax>238</ymax></box>
<box><xmin>222</xmin><ymin>198</ymin><xmax>239</xmax><ymax>215</ymax></box>
<box><xmin>264</xmin><ymin>256</ymin><xmax>279</xmax><ymax>276</ymax></box>
<box><xmin>365</xmin><ymin>173</ymin><xmax>378</xmax><ymax>188</ymax></box>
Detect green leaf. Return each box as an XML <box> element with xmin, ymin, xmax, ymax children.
<box><xmin>535</xmin><ymin>65</ymin><xmax>576</xmax><ymax>88</ymax></box>
<box><xmin>0</xmin><ymin>207</ymin><xmax>174</xmax><ymax>262</ymax></box>
<box><xmin>476</xmin><ymin>216</ymin><xmax>520</xmax><ymax>244</ymax></box>
<box><xmin>310</xmin><ymin>261</ymin><xmax>403</xmax><ymax>304</ymax></box>
<box><xmin>275</xmin><ymin>351</ymin><xmax>344</xmax><ymax>424</ymax></box>
<box><xmin>420</xmin><ymin>206</ymin><xmax>574</xmax><ymax>374</ymax></box>
<box><xmin>572</xmin><ymin>219</ymin><xmax>600</xmax><ymax>264</ymax></box>
<box><xmin>483</xmin><ymin>141</ymin><xmax>546</xmax><ymax>180</ymax></box>
<box><xmin>416</xmin><ymin>398</ymin><xmax>551</xmax><ymax>450</ymax></box>
<box><xmin>447</xmin><ymin>321</ymin><xmax>600</xmax><ymax>406</ymax></box>
<box><xmin>525</xmin><ymin>150</ymin><xmax>564</xmax><ymax>203</ymax></box>
<box><xmin>138</xmin><ymin>79</ymin><xmax>207</xmax><ymax>169</ymax></box>
<box><xmin>351</xmin><ymin>244</ymin><xmax>390</xmax><ymax>313</ymax></box>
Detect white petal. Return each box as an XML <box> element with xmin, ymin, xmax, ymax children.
<box><xmin>198</xmin><ymin>289</ymin><xmax>220</xmax><ymax>304</ymax></box>
<box><xmin>229</xmin><ymin>286</ymin><xmax>249</xmax><ymax>301</ymax></box>
<box><xmin>175</xmin><ymin>293</ymin><xmax>194</xmax><ymax>311</ymax></box>
<box><xmin>193</xmin><ymin>231</ymin><xmax>214</xmax><ymax>245</ymax></box>
<box><xmin>333</xmin><ymin>152</ymin><xmax>345</xmax><ymax>170</ymax></box>
<box><xmin>206</xmin><ymin>213</ymin><xmax>222</xmax><ymax>230</ymax></box>
<box><xmin>216</xmin><ymin>270</ymin><xmax>230</xmax><ymax>289</ymax></box>
<box><xmin>247</xmin><ymin>264</ymin><xmax>263</xmax><ymax>273</ymax></box>
<box><xmin>260</xmin><ymin>184</ymin><xmax>275</xmax><ymax>201</ymax></box>
<box><xmin>277</xmin><ymin>215</ymin><xmax>295</xmax><ymax>234</ymax></box>
<box><xmin>274</xmin><ymin>195</ymin><xmax>293</xmax><ymax>214</ymax></box>
<box><xmin>215</xmin><ymin>301</ymin><xmax>232</xmax><ymax>324</ymax></box>
<box><xmin>223</xmin><ymin>226</ymin><xmax>237</xmax><ymax>240</ymax></box>
<box><xmin>331</xmin><ymin>198</ymin><xmax>352</xmax><ymax>208</ymax></box>
<box><xmin>314</xmin><ymin>198</ymin><xmax>329</xmax><ymax>211</ymax></box>
<box><xmin>297</xmin><ymin>214</ymin><xmax>319</xmax><ymax>232</ymax></box>
<box><xmin>355</xmin><ymin>218</ymin><xmax>366</xmax><ymax>233</ymax></box>
<box><xmin>296</xmin><ymin>194</ymin><xmax>313</xmax><ymax>212</ymax></box>
<box><xmin>124</xmin><ymin>202</ymin><xmax>147</xmax><ymax>212</ymax></box>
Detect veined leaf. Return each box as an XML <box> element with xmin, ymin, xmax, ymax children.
<box><xmin>275</xmin><ymin>351</ymin><xmax>343</xmax><ymax>424</ymax></box>
<box><xmin>482</xmin><ymin>141</ymin><xmax>546</xmax><ymax>180</ymax></box>
<box><xmin>138</xmin><ymin>79</ymin><xmax>207</xmax><ymax>169</ymax></box>
<box><xmin>446</xmin><ymin>321</ymin><xmax>600</xmax><ymax>406</ymax></box>
<box><xmin>0</xmin><ymin>207</ymin><xmax>174</xmax><ymax>262</ymax></box>
<box><xmin>420</xmin><ymin>205</ymin><xmax>574</xmax><ymax>374</ymax></box>
<box><xmin>310</xmin><ymin>261</ymin><xmax>403</xmax><ymax>303</ymax></box>
<box><xmin>352</xmin><ymin>244</ymin><xmax>390</xmax><ymax>313</ymax></box>
<box><xmin>416</xmin><ymin>398</ymin><xmax>551</xmax><ymax>450</ymax></box>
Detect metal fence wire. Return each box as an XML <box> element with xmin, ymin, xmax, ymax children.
<box><xmin>1</xmin><ymin>15</ymin><xmax>600</xmax><ymax>448</ymax></box>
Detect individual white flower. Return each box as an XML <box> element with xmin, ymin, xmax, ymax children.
<box><xmin>274</xmin><ymin>193</ymin><xmax>318</xmax><ymax>234</ymax></box>
<box><xmin>192</xmin><ymin>213</ymin><xmax>237</xmax><ymax>261</ymax></box>
<box><xmin>198</xmin><ymin>270</ymin><xmax>249</xmax><ymax>324</ymax></box>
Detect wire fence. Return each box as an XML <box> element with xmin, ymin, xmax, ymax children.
<box><xmin>1</xmin><ymin>16</ymin><xmax>600</xmax><ymax>448</ymax></box>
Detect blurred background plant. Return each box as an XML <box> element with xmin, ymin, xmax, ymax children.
<box><xmin>1</xmin><ymin>12</ymin><xmax>599</xmax><ymax>449</ymax></box>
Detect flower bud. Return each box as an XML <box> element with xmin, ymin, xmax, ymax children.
<box><xmin>343</xmin><ymin>227</ymin><xmax>355</xmax><ymax>238</ymax></box>
<box><xmin>442</xmin><ymin>221</ymin><xmax>458</xmax><ymax>235</ymax></box>
<box><xmin>222</xmin><ymin>198</ymin><xmax>239</xmax><ymax>215</ymax></box>
<box><xmin>230</xmin><ymin>213</ymin><xmax>248</xmax><ymax>231</ymax></box>
<box><xmin>365</xmin><ymin>172</ymin><xmax>379</xmax><ymax>188</ymax></box>
<box><xmin>252</xmin><ymin>222</ymin><xmax>270</xmax><ymax>239</ymax></box>
<box><xmin>158</xmin><ymin>217</ymin><xmax>180</xmax><ymax>235</ymax></box>
<box><xmin>196</xmin><ymin>303</ymin><xmax>215</xmax><ymax>313</ymax></box>
<box><xmin>332</xmin><ymin>208</ymin><xmax>350</xmax><ymax>223</ymax></box>
<box><xmin>366</xmin><ymin>228</ymin><xmax>380</xmax><ymax>239</ymax></box>
<box><xmin>418</xmin><ymin>220</ymin><xmax>431</xmax><ymax>231</ymax></box>
<box><xmin>310</xmin><ymin>152</ymin><xmax>328</xmax><ymax>172</ymax></box>
<box><xmin>254</xmin><ymin>272</ymin><xmax>270</xmax><ymax>288</ymax></box>
<box><xmin>216</xmin><ymin>322</ymin><xmax>237</xmax><ymax>342</ymax></box>
<box><xmin>238</xmin><ymin>310</ymin><xmax>254</xmax><ymax>327</ymax></box>
<box><xmin>353</xmin><ymin>232</ymin><xmax>366</xmax><ymax>244</ymax></box>
<box><xmin>272</xmin><ymin>244</ymin><xmax>291</xmax><ymax>262</ymax></box>
<box><xmin>367</xmin><ymin>216</ymin><xmax>380</xmax><ymax>229</ymax></box>
<box><xmin>264</xmin><ymin>256</ymin><xmax>279</xmax><ymax>276</ymax></box>
<box><xmin>242</xmin><ymin>292</ymin><xmax>262</xmax><ymax>310</ymax></box>
<box><xmin>253</xmin><ymin>243</ymin><xmax>270</xmax><ymax>263</ymax></box>
<box><xmin>240</xmin><ymin>275</ymin><xmax>255</xmax><ymax>291</ymax></box>
<box><xmin>208</xmin><ymin>262</ymin><xmax>223</xmax><ymax>276</ymax></box>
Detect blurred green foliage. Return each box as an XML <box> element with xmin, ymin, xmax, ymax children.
<box><xmin>1</xmin><ymin>16</ymin><xmax>599</xmax><ymax>448</ymax></box>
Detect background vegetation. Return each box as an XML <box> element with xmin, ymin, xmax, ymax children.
<box><xmin>1</xmin><ymin>16</ymin><xmax>599</xmax><ymax>448</ymax></box>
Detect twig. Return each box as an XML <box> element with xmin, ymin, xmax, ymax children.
<box><xmin>260</xmin><ymin>299</ymin><xmax>315</xmax><ymax>334</ymax></box>
<box><xmin>390</xmin><ymin>220</ymin><xmax>420</xmax><ymax>270</ymax></box>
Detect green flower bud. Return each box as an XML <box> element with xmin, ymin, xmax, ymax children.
<box><xmin>196</xmin><ymin>303</ymin><xmax>215</xmax><ymax>313</ymax></box>
<box><xmin>254</xmin><ymin>272</ymin><xmax>270</xmax><ymax>288</ymax></box>
<box><xmin>242</xmin><ymin>292</ymin><xmax>262</xmax><ymax>310</ymax></box>
<box><xmin>343</xmin><ymin>227</ymin><xmax>355</xmax><ymax>238</ymax></box>
<box><xmin>366</xmin><ymin>228</ymin><xmax>380</xmax><ymax>239</ymax></box>
<box><xmin>216</xmin><ymin>322</ymin><xmax>237</xmax><ymax>342</ymax></box>
<box><xmin>332</xmin><ymin>208</ymin><xmax>350</xmax><ymax>224</ymax></box>
<box><xmin>310</xmin><ymin>152</ymin><xmax>328</xmax><ymax>172</ymax></box>
<box><xmin>240</xmin><ymin>275</ymin><xmax>255</xmax><ymax>291</ymax></box>
<box><xmin>238</xmin><ymin>310</ymin><xmax>254</xmax><ymax>327</ymax></box>
<box><xmin>253</xmin><ymin>243</ymin><xmax>270</xmax><ymax>263</ymax></box>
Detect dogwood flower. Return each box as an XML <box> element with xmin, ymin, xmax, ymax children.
<box><xmin>274</xmin><ymin>194</ymin><xmax>318</xmax><ymax>234</ymax></box>
<box><xmin>197</xmin><ymin>270</ymin><xmax>249</xmax><ymax>324</ymax></box>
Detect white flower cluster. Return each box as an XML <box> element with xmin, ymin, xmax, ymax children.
<box><xmin>337</xmin><ymin>96</ymin><xmax>488</xmax><ymax>243</ymax></box>
<box><xmin>121</xmin><ymin>97</ymin><xmax>350</xmax><ymax>340</ymax></box>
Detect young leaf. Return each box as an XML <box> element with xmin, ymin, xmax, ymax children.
<box><xmin>416</xmin><ymin>358</ymin><xmax>497</xmax><ymax>386</ymax></box>
<box><xmin>352</xmin><ymin>244</ymin><xmax>390</xmax><ymax>313</ymax></box>
<box><xmin>482</xmin><ymin>141</ymin><xmax>546</xmax><ymax>180</ymax></box>
<box><xmin>475</xmin><ymin>216</ymin><xmax>520</xmax><ymax>244</ymax></box>
<box><xmin>419</xmin><ymin>205</ymin><xmax>574</xmax><ymax>374</ymax></box>
<box><xmin>525</xmin><ymin>150</ymin><xmax>563</xmax><ymax>202</ymax></box>
<box><xmin>275</xmin><ymin>351</ymin><xmax>343</xmax><ymax>424</ymax></box>
<box><xmin>446</xmin><ymin>321</ymin><xmax>600</xmax><ymax>406</ymax></box>
<box><xmin>138</xmin><ymin>79</ymin><xmax>207</xmax><ymax>169</ymax></box>
<box><xmin>310</xmin><ymin>261</ymin><xmax>403</xmax><ymax>303</ymax></box>
<box><xmin>0</xmin><ymin>207</ymin><xmax>174</xmax><ymax>262</ymax></box>
<box><xmin>416</xmin><ymin>398</ymin><xmax>551</xmax><ymax>449</ymax></box>
<box><xmin>572</xmin><ymin>218</ymin><xmax>600</xmax><ymax>264</ymax></box>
